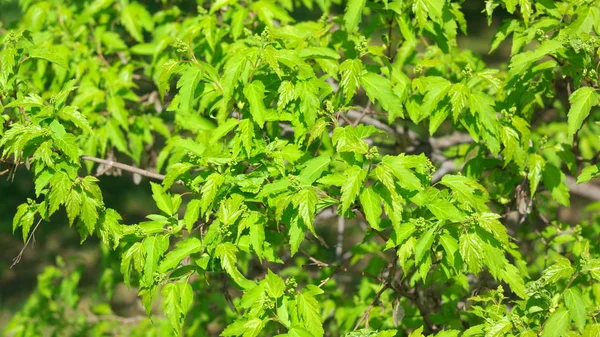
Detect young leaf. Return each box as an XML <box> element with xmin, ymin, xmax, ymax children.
<box><xmin>567</xmin><ymin>87</ymin><xmax>599</xmax><ymax>142</ymax></box>
<box><xmin>415</xmin><ymin>226</ymin><xmax>436</xmax><ymax>263</ymax></box>
<box><xmin>298</xmin><ymin>156</ymin><xmax>331</xmax><ymax>185</ymax></box>
<box><xmin>265</xmin><ymin>269</ymin><xmax>285</xmax><ymax>298</ymax></box>
<box><xmin>294</xmin><ymin>188</ymin><xmax>318</xmax><ymax>235</ymax></box>
<box><xmin>541</xmin><ymin>308</ymin><xmax>570</xmax><ymax>337</ymax></box>
<box><xmin>340</xmin><ymin>166</ymin><xmax>367</xmax><ymax>213</ymax></box>
<box><xmin>215</xmin><ymin>242</ymin><xmax>255</xmax><ymax>289</ymax></box>
<box><xmin>158</xmin><ymin>237</ymin><xmax>201</xmax><ymax>273</ymax></box>
<box><xmin>577</xmin><ymin>164</ymin><xmax>600</xmax><ymax>183</ymax></box>
<box><xmin>528</xmin><ymin>154</ymin><xmax>545</xmax><ymax>197</ymax></box>
<box><xmin>359</xmin><ymin>187</ymin><xmax>382</xmax><ymax>230</ymax></box>
<box><xmin>142</xmin><ymin>235</ymin><xmax>169</xmax><ymax>287</ymax></box>
<box><xmin>162</xmin><ymin>281</ymin><xmax>193</xmax><ymax>335</ymax></box>
<box><xmin>243</xmin><ymin>80</ymin><xmax>267</xmax><ymax>128</ymax></box>
<box><xmin>297</xmin><ymin>291</ymin><xmax>324</xmax><ymax>337</ymax></box>
<box><xmin>151</xmin><ymin>182</ymin><xmax>175</xmax><ymax>215</ymax></box>
<box><xmin>184</xmin><ymin>199</ymin><xmax>201</xmax><ymax>232</ymax></box>
<box><xmin>344</xmin><ymin>0</ymin><xmax>366</xmax><ymax>32</ymax></box>
<box><xmin>339</xmin><ymin>59</ymin><xmax>362</xmax><ymax>102</ymax></box>
<box><xmin>564</xmin><ymin>288</ymin><xmax>586</xmax><ymax>332</ymax></box>
<box><xmin>361</xmin><ymin>72</ymin><xmax>404</xmax><ymax>119</ymax></box>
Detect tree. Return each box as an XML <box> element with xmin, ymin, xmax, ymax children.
<box><xmin>1</xmin><ymin>0</ymin><xmax>600</xmax><ymax>336</ymax></box>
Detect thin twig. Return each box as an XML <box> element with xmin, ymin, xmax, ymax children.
<box><xmin>354</xmin><ymin>281</ymin><xmax>390</xmax><ymax>330</ymax></box>
<box><xmin>353</xmin><ymin>102</ymin><xmax>372</xmax><ymax>127</ymax></box>
<box><xmin>80</xmin><ymin>156</ymin><xmax>165</xmax><ymax>181</ymax></box>
<box><xmin>87</xmin><ymin>314</ymin><xmax>147</xmax><ymax>324</ymax></box>
<box><xmin>11</xmin><ymin>218</ymin><xmax>43</xmax><ymax>268</ymax></box>
<box><xmin>18</xmin><ymin>106</ymin><xmax>30</xmax><ymax>122</ymax></box>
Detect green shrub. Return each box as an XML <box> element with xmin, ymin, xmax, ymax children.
<box><xmin>1</xmin><ymin>0</ymin><xmax>600</xmax><ymax>336</ymax></box>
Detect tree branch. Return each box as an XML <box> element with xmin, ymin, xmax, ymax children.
<box><xmin>80</xmin><ymin>156</ymin><xmax>165</xmax><ymax>181</ymax></box>
<box><xmin>566</xmin><ymin>176</ymin><xmax>600</xmax><ymax>201</ymax></box>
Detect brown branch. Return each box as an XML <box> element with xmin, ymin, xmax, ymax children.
<box><xmin>566</xmin><ymin>176</ymin><xmax>600</xmax><ymax>201</ymax></box>
<box><xmin>87</xmin><ymin>314</ymin><xmax>147</xmax><ymax>324</ymax></box>
<box><xmin>80</xmin><ymin>156</ymin><xmax>165</xmax><ymax>181</ymax></box>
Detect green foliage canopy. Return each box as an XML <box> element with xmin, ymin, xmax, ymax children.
<box><xmin>1</xmin><ymin>0</ymin><xmax>600</xmax><ymax>336</ymax></box>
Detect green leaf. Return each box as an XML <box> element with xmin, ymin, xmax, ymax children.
<box><xmin>278</xmin><ymin>80</ymin><xmax>296</xmax><ymax>109</ymax></box>
<box><xmin>449</xmin><ymin>83</ymin><xmax>469</xmax><ymax>120</ymax></box>
<box><xmin>289</xmin><ymin>217</ymin><xmax>305</xmax><ymax>257</ymax></box>
<box><xmin>157</xmin><ymin>60</ymin><xmax>180</xmax><ymax>98</ymax></box>
<box><xmin>142</xmin><ymin>235</ymin><xmax>169</xmax><ymax>287</ymax></box>
<box><xmin>415</xmin><ymin>226</ymin><xmax>436</xmax><ymax>263</ymax></box>
<box><xmin>298</xmin><ymin>156</ymin><xmax>331</xmax><ymax>185</ymax></box>
<box><xmin>237</xmin><ymin>119</ymin><xmax>255</xmax><ymax>155</ymax></box>
<box><xmin>381</xmin><ymin>155</ymin><xmax>423</xmax><ymax>191</ymax></box>
<box><xmin>413</xmin><ymin>0</ymin><xmax>444</xmax><ymax>28</ymax></box>
<box><xmin>361</xmin><ymin>72</ymin><xmax>404</xmax><ymax>119</ymax></box>
<box><xmin>151</xmin><ymin>182</ymin><xmax>175</xmax><ymax>215</ymax></box>
<box><xmin>222</xmin><ymin>320</ymin><xmax>247</xmax><ymax>336</ymax></box>
<box><xmin>162</xmin><ymin>281</ymin><xmax>193</xmax><ymax>335</ymax></box>
<box><xmin>499</xmin><ymin>263</ymin><xmax>526</xmax><ymax>299</ymax></box>
<box><xmin>332</xmin><ymin>126</ymin><xmax>369</xmax><ymax>154</ymax></box>
<box><xmin>528</xmin><ymin>154</ymin><xmax>545</xmax><ymax>197</ymax></box>
<box><xmin>0</xmin><ymin>46</ymin><xmax>17</xmax><ymax>85</ymax></box>
<box><xmin>296</xmin><ymin>80</ymin><xmax>320</xmax><ymax>127</ymax></box>
<box><xmin>294</xmin><ymin>188</ymin><xmax>319</xmax><ymax>234</ymax></box>
<box><xmin>541</xmin><ymin>308</ymin><xmax>570</xmax><ymax>337</ymax></box>
<box><xmin>215</xmin><ymin>242</ymin><xmax>255</xmax><ymax>289</ymax></box>
<box><xmin>542</xmin><ymin>164</ymin><xmax>570</xmax><ymax>207</ymax></box>
<box><xmin>184</xmin><ymin>199</ymin><xmax>201</xmax><ymax>232</ymax></box>
<box><xmin>509</xmin><ymin>39</ymin><xmax>563</xmax><ymax>76</ymax></box>
<box><xmin>158</xmin><ymin>237</ymin><xmax>202</xmax><ymax>273</ymax></box>
<box><xmin>98</xmin><ymin>208</ymin><xmax>123</xmax><ymax>249</ymax></box>
<box><xmin>564</xmin><ymin>288</ymin><xmax>586</xmax><ymax>332</ymax></box>
<box><xmin>567</xmin><ymin>87</ymin><xmax>599</xmax><ymax>141</ymax></box>
<box><xmin>359</xmin><ymin>187</ymin><xmax>382</xmax><ymax>230</ymax></box>
<box><xmin>542</xmin><ymin>256</ymin><xmax>574</xmax><ymax>285</ymax></box>
<box><xmin>13</xmin><ymin>203</ymin><xmax>35</xmax><ymax>242</ymax></box>
<box><xmin>210</xmin><ymin>0</ymin><xmax>236</xmax><ymax>14</ymax></box>
<box><xmin>298</xmin><ymin>47</ymin><xmax>340</xmax><ymax>60</ymax></box>
<box><xmin>80</xmin><ymin>196</ymin><xmax>99</xmax><ymax>235</ymax></box>
<box><xmin>163</xmin><ymin>163</ymin><xmax>193</xmax><ymax>190</ymax></box>
<box><xmin>265</xmin><ymin>269</ymin><xmax>285</xmax><ymax>298</ymax></box>
<box><xmin>440</xmin><ymin>175</ymin><xmax>489</xmax><ymax>211</ymax></box>
<box><xmin>244</xmin><ymin>80</ymin><xmax>267</xmax><ymax>128</ymax></box>
<box><xmin>210</xmin><ymin>118</ymin><xmax>239</xmax><ymax>144</ymax></box>
<box><xmin>65</xmin><ymin>189</ymin><xmax>82</xmax><ymax>226</ymax></box>
<box><xmin>121</xmin><ymin>2</ymin><xmax>153</xmax><ymax>42</ymax></box>
<box><xmin>58</xmin><ymin>106</ymin><xmax>92</xmax><ymax>132</ymax></box>
<box><xmin>248</xmin><ymin>213</ymin><xmax>265</xmax><ymax>260</ymax></box>
<box><xmin>426</xmin><ymin>198</ymin><xmax>464</xmax><ymax>222</ymax></box>
<box><xmin>340</xmin><ymin>166</ymin><xmax>367</xmax><ymax>213</ymax></box>
<box><xmin>176</xmin><ymin>64</ymin><xmax>203</xmax><ymax>115</ymax></box>
<box><xmin>28</xmin><ymin>49</ymin><xmax>68</xmax><ymax>69</ymax></box>
<box><xmin>460</xmin><ymin>232</ymin><xmax>484</xmax><ymax>274</ymax></box>
<box><xmin>339</xmin><ymin>59</ymin><xmax>362</xmax><ymax>102</ymax></box>
<box><xmin>243</xmin><ymin>318</ymin><xmax>265</xmax><ymax>337</ymax></box>
<box><xmin>439</xmin><ymin>233</ymin><xmax>459</xmax><ymax>267</ymax></box>
<box><xmin>578</xmin><ymin>164</ymin><xmax>600</xmax><ymax>183</ymax></box>
<box><xmin>343</xmin><ymin>0</ymin><xmax>366</xmax><ymax>32</ymax></box>
<box><xmin>48</xmin><ymin>171</ymin><xmax>72</xmax><ymax>216</ymax></box>
<box><xmin>583</xmin><ymin>259</ymin><xmax>600</xmax><ymax>281</ymax></box>
<box><xmin>297</xmin><ymin>291</ymin><xmax>324</xmax><ymax>337</ymax></box>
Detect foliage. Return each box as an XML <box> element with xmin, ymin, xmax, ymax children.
<box><xmin>1</xmin><ymin>0</ymin><xmax>600</xmax><ymax>336</ymax></box>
